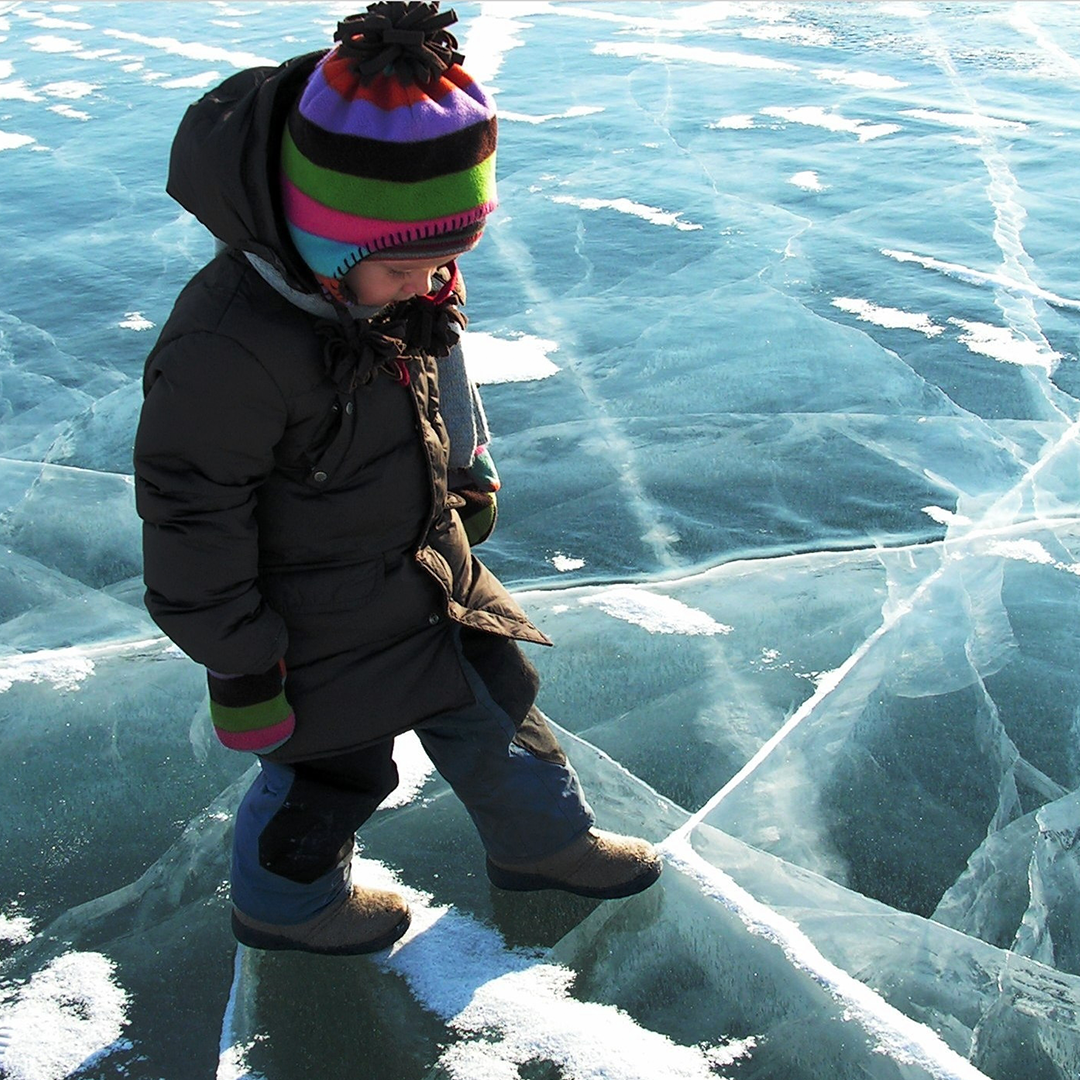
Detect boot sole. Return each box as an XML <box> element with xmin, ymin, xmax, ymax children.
<box><xmin>231</xmin><ymin>908</ymin><xmax>411</xmax><ymax>955</ymax></box>
<box><xmin>486</xmin><ymin>857</ymin><xmax>661</xmax><ymax>900</ymax></box>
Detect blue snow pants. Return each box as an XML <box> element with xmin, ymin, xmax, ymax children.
<box><xmin>231</xmin><ymin>631</ymin><xmax>594</xmax><ymax>924</ymax></box>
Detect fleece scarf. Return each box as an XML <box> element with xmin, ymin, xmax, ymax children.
<box><xmin>245</xmin><ymin>251</ymin><xmax>489</xmax><ymax>468</ymax></box>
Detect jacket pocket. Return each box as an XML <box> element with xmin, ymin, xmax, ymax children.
<box><xmin>261</xmin><ymin>559</ymin><xmax>384</xmax><ymax>615</ymax></box>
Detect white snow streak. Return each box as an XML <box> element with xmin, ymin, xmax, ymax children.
<box><xmin>502</xmin><ymin>105</ymin><xmax>603</xmax><ymax>125</ymax></box>
<box><xmin>763</xmin><ymin>105</ymin><xmax>899</xmax><ymax>142</ymax></box>
<box><xmin>582</xmin><ymin>586</ymin><xmax>732</xmax><ymax>636</ymax></box>
<box><xmin>813</xmin><ymin>67</ymin><xmax>907</xmax><ymax>89</ymax></box>
<box><xmin>101</xmin><ymin>29</ymin><xmax>275</xmax><ymax>69</ymax></box>
<box><xmin>551</xmin><ymin>194</ymin><xmax>702</xmax><ymax>231</ymax></box>
<box><xmin>949</xmin><ymin>318</ymin><xmax>1060</xmax><ymax>370</ymax></box>
<box><xmin>880</xmin><ymin>249</ymin><xmax>1080</xmax><ymax>312</ymax></box>
<box><xmin>661</xmin><ymin>839</ymin><xmax>992</xmax><ymax>1080</ymax></box>
<box><xmin>832</xmin><ymin>297</ymin><xmax>943</xmax><ymax>336</ymax></box>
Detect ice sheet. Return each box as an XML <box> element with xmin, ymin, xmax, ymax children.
<box><xmin>2</xmin><ymin>2</ymin><xmax>1079</xmax><ymax>1078</ymax></box>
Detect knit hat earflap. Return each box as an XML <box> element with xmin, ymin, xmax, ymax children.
<box><xmin>280</xmin><ymin>1</ymin><xmax>498</xmax><ymax>302</ymax></box>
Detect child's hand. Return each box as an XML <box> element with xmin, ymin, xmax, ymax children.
<box><xmin>449</xmin><ymin>445</ymin><xmax>501</xmax><ymax>546</ymax></box>
<box><xmin>206</xmin><ymin>661</ymin><xmax>295</xmax><ymax>753</ymax></box>
<box><xmin>454</xmin><ymin>487</ymin><xmax>498</xmax><ymax>546</ymax></box>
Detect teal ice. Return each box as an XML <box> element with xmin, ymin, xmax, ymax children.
<box><xmin>1</xmin><ymin>3</ymin><xmax>1079</xmax><ymax>1078</ymax></box>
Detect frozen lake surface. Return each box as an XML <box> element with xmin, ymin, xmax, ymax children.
<box><xmin>2</xmin><ymin>2</ymin><xmax>1080</xmax><ymax>1078</ymax></box>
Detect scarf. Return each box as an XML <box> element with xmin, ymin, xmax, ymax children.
<box><xmin>244</xmin><ymin>251</ymin><xmax>489</xmax><ymax>469</ymax></box>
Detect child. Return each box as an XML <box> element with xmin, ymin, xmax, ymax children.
<box><xmin>134</xmin><ymin>1</ymin><xmax>660</xmax><ymax>956</ymax></box>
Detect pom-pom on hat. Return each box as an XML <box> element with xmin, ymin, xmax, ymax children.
<box><xmin>280</xmin><ymin>1</ymin><xmax>497</xmax><ymax>300</ymax></box>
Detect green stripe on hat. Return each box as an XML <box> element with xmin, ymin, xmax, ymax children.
<box><xmin>282</xmin><ymin>127</ymin><xmax>495</xmax><ymax>223</ymax></box>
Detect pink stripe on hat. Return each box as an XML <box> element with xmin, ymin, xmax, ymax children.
<box><xmin>281</xmin><ymin>176</ymin><xmax>494</xmax><ymax>243</ymax></box>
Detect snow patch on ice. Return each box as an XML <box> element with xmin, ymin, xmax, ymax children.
<box><xmin>463</xmin><ymin>330</ymin><xmax>560</xmax><ymax>384</ymax></box>
<box><xmin>881</xmin><ymin>248</ymin><xmax>1080</xmax><ymax>312</ymax></box>
<box><xmin>983</xmin><ymin>538</ymin><xmax>1080</xmax><ymax>576</ymax></box>
<box><xmin>0</xmin><ymin>80</ymin><xmax>40</xmax><ymax>102</ymax></box>
<box><xmin>159</xmin><ymin>71</ymin><xmax>223</xmax><ymax>90</ymax></box>
<box><xmin>986</xmin><ymin>539</ymin><xmax>1056</xmax><ymax>566</ymax></box>
<box><xmin>0</xmin><ymin>648</ymin><xmax>95</xmax><ymax>693</ymax></box>
<box><xmin>217</xmin><ymin>1037</ymin><xmax>267</xmax><ymax>1080</ymax></box>
<box><xmin>877</xmin><ymin>2</ymin><xmax>933</xmax><ymax>17</ymax></box>
<box><xmin>763</xmin><ymin>105</ymin><xmax>899</xmax><ymax>142</ymax></box>
<box><xmin>551</xmin><ymin>552</ymin><xmax>586</xmax><ymax>572</ymax></box>
<box><xmin>901</xmin><ymin>107</ymin><xmax>1027</xmax><ymax>132</ymax></box>
<box><xmin>25</xmin><ymin>35</ymin><xmax>77</xmax><ymax>54</ymax></box>
<box><xmin>0</xmin><ymin>131</ymin><xmax>35</xmax><ymax>151</ymax></box>
<box><xmin>832</xmin><ymin>297</ymin><xmax>943</xmax><ymax>336</ymax></box>
<box><xmin>789</xmin><ymin>170</ymin><xmax>826</xmax><ymax>191</ymax></box>
<box><xmin>814</xmin><ymin>67</ymin><xmax>907</xmax><ymax>89</ymax></box>
<box><xmin>949</xmin><ymin>318</ymin><xmax>1059</xmax><ymax>370</ymax></box>
<box><xmin>923</xmin><ymin>505</ymin><xmax>971</xmax><ymax>526</ymax></box>
<box><xmin>16</xmin><ymin>14</ymin><xmax>90</xmax><ymax>31</ymax></box>
<box><xmin>0</xmin><ymin>952</ymin><xmax>128</xmax><ymax>1080</ymax></box>
<box><xmin>457</xmin><ymin>5</ymin><xmax>533</xmax><ymax>85</ymax></box>
<box><xmin>709</xmin><ymin>114</ymin><xmax>754</xmax><ymax>129</ymax></box>
<box><xmin>0</xmin><ymin>913</ymin><xmax>34</xmax><ymax>946</ymax></box>
<box><xmin>101</xmin><ymin>29</ymin><xmax>275</xmax><ymax>69</ymax></box>
<box><xmin>357</xmin><ymin>860</ymin><xmax>755</xmax><ymax>1080</ymax></box>
<box><xmin>40</xmin><ymin>80</ymin><xmax>97</xmax><ymax>98</ymax></box>
<box><xmin>581</xmin><ymin>587</ymin><xmax>732</xmax><ymax>636</ymax></box>
<box><xmin>551</xmin><ymin>194</ymin><xmax>702</xmax><ymax>231</ymax></box>
<box><xmin>118</xmin><ymin>311</ymin><xmax>155</xmax><ymax>331</ymax></box>
<box><xmin>48</xmin><ymin>104</ymin><xmax>89</xmax><ymax>120</ymax></box>
<box><xmin>502</xmin><ymin>105</ymin><xmax>603</xmax><ymax>125</ymax></box>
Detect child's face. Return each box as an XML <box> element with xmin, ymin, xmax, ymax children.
<box><xmin>343</xmin><ymin>257</ymin><xmax>444</xmax><ymax>307</ymax></box>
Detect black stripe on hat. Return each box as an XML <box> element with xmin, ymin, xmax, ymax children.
<box><xmin>372</xmin><ymin>219</ymin><xmax>486</xmax><ymax>260</ymax></box>
<box><xmin>287</xmin><ymin>108</ymin><xmax>497</xmax><ymax>184</ymax></box>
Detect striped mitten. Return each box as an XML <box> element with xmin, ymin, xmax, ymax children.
<box><xmin>207</xmin><ymin>661</ymin><xmax>295</xmax><ymax>753</ymax></box>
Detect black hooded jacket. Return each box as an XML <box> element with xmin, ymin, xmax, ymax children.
<box><xmin>134</xmin><ymin>56</ymin><xmax>548</xmax><ymax>762</ymax></box>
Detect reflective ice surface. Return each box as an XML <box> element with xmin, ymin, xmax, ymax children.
<box><xmin>2</xmin><ymin>3</ymin><xmax>1080</xmax><ymax>1078</ymax></box>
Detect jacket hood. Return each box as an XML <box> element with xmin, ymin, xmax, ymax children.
<box><xmin>166</xmin><ymin>51</ymin><xmax>322</xmax><ymax>291</ymax></box>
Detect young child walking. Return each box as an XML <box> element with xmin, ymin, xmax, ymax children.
<box><xmin>133</xmin><ymin>1</ymin><xmax>660</xmax><ymax>956</ymax></box>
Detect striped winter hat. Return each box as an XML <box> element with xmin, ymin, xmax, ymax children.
<box><xmin>280</xmin><ymin>1</ymin><xmax>497</xmax><ymax>299</ymax></box>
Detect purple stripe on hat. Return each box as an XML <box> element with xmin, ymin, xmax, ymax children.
<box><xmin>299</xmin><ymin>68</ymin><xmax>493</xmax><ymax>143</ymax></box>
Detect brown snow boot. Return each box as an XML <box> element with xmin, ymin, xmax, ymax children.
<box><xmin>231</xmin><ymin>885</ymin><xmax>410</xmax><ymax>955</ymax></box>
<box><xmin>487</xmin><ymin>829</ymin><xmax>662</xmax><ymax>899</ymax></box>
